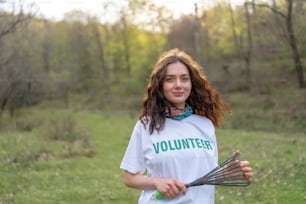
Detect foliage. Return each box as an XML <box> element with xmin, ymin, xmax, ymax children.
<box><xmin>1</xmin><ymin>0</ymin><xmax>306</xmax><ymax>115</ymax></box>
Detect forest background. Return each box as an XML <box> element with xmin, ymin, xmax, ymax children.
<box><xmin>0</xmin><ymin>0</ymin><xmax>305</xmax><ymax>203</ymax></box>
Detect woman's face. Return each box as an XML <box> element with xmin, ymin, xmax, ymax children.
<box><xmin>162</xmin><ymin>61</ymin><xmax>192</xmax><ymax>108</ymax></box>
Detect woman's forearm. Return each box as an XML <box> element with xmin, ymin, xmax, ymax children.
<box><xmin>123</xmin><ymin>170</ymin><xmax>187</xmax><ymax>199</ymax></box>
<box><xmin>123</xmin><ymin>171</ymin><xmax>158</xmax><ymax>190</ymax></box>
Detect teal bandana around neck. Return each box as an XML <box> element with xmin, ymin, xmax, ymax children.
<box><xmin>167</xmin><ymin>104</ymin><xmax>193</xmax><ymax>120</ymax></box>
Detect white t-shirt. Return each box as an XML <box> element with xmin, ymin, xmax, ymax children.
<box><xmin>120</xmin><ymin>114</ymin><xmax>218</xmax><ymax>204</ymax></box>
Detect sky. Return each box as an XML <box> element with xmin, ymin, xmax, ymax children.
<box><xmin>1</xmin><ymin>0</ymin><xmax>246</xmax><ymax>22</ymax></box>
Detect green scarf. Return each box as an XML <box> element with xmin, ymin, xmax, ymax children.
<box><xmin>166</xmin><ymin>104</ymin><xmax>193</xmax><ymax>120</ymax></box>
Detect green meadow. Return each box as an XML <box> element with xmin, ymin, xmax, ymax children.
<box><xmin>0</xmin><ymin>90</ymin><xmax>305</xmax><ymax>204</ymax></box>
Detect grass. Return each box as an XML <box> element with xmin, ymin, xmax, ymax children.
<box><xmin>0</xmin><ymin>110</ymin><xmax>139</xmax><ymax>204</ymax></box>
<box><xmin>0</xmin><ymin>88</ymin><xmax>305</xmax><ymax>203</ymax></box>
<box><xmin>215</xmin><ymin>129</ymin><xmax>305</xmax><ymax>204</ymax></box>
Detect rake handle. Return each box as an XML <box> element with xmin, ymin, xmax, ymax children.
<box><xmin>152</xmin><ymin>151</ymin><xmax>248</xmax><ymax>199</ymax></box>
<box><xmin>152</xmin><ymin>181</ymin><xmax>249</xmax><ymax>199</ymax></box>
<box><xmin>152</xmin><ymin>191</ymin><xmax>167</xmax><ymax>199</ymax></box>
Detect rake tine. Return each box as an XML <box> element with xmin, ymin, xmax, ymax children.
<box><xmin>203</xmin><ymin>151</ymin><xmax>250</xmax><ymax>186</ymax></box>
<box><xmin>205</xmin><ymin>152</ymin><xmax>240</xmax><ymax>177</ymax></box>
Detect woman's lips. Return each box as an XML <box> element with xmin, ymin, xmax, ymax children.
<box><xmin>173</xmin><ymin>92</ymin><xmax>184</xmax><ymax>96</ymax></box>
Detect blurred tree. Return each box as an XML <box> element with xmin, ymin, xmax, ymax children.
<box><xmin>243</xmin><ymin>1</ymin><xmax>253</xmax><ymax>84</ymax></box>
<box><xmin>256</xmin><ymin>0</ymin><xmax>305</xmax><ymax>88</ymax></box>
<box><xmin>0</xmin><ymin>1</ymin><xmax>37</xmax><ymax>116</ymax></box>
<box><xmin>1</xmin><ymin>0</ymin><xmax>305</xmax><ymax>115</ymax></box>
<box><xmin>167</xmin><ymin>15</ymin><xmax>197</xmax><ymax>59</ymax></box>
<box><xmin>64</xmin><ymin>11</ymin><xmax>94</xmax><ymax>92</ymax></box>
<box><xmin>228</xmin><ymin>0</ymin><xmax>240</xmax><ymax>58</ymax></box>
<box><xmin>120</xmin><ymin>10</ymin><xmax>131</xmax><ymax>76</ymax></box>
<box><xmin>202</xmin><ymin>4</ymin><xmax>237</xmax><ymax>61</ymax></box>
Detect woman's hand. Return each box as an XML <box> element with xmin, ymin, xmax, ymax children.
<box><xmin>240</xmin><ymin>160</ymin><xmax>253</xmax><ymax>181</ymax></box>
<box><xmin>123</xmin><ymin>171</ymin><xmax>186</xmax><ymax>199</ymax></box>
<box><xmin>153</xmin><ymin>177</ymin><xmax>186</xmax><ymax>199</ymax></box>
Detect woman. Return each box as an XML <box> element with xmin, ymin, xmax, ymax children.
<box><xmin>120</xmin><ymin>48</ymin><xmax>253</xmax><ymax>203</ymax></box>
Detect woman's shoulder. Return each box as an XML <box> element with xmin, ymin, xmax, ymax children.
<box><xmin>135</xmin><ymin>116</ymin><xmax>150</xmax><ymax>126</ymax></box>
<box><xmin>186</xmin><ymin>115</ymin><xmax>216</xmax><ymax>136</ymax></box>
<box><xmin>186</xmin><ymin>114</ymin><xmax>215</xmax><ymax>129</ymax></box>
<box><xmin>189</xmin><ymin>114</ymin><xmax>213</xmax><ymax>123</ymax></box>
<box><xmin>133</xmin><ymin>118</ymin><xmax>150</xmax><ymax>132</ymax></box>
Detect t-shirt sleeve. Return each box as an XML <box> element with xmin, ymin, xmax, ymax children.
<box><xmin>120</xmin><ymin>121</ymin><xmax>146</xmax><ymax>174</ymax></box>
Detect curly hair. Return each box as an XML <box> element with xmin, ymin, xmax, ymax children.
<box><xmin>140</xmin><ymin>48</ymin><xmax>230</xmax><ymax>134</ymax></box>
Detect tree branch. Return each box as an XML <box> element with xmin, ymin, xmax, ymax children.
<box><xmin>255</xmin><ymin>3</ymin><xmax>287</xmax><ymax>18</ymax></box>
<box><xmin>0</xmin><ymin>1</ymin><xmax>34</xmax><ymax>39</ymax></box>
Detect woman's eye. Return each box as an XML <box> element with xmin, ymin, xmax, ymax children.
<box><xmin>181</xmin><ymin>76</ymin><xmax>190</xmax><ymax>81</ymax></box>
<box><xmin>165</xmin><ymin>77</ymin><xmax>174</xmax><ymax>82</ymax></box>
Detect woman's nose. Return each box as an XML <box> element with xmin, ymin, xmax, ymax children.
<box><xmin>174</xmin><ymin>79</ymin><xmax>182</xmax><ymax>88</ymax></box>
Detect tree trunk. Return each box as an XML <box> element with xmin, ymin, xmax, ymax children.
<box><xmin>286</xmin><ymin>0</ymin><xmax>305</xmax><ymax>88</ymax></box>
<box><xmin>121</xmin><ymin>11</ymin><xmax>131</xmax><ymax>76</ymax></box>
<box><xmin>228</xmin><ymin>0</ymin><xmax>240</xmax><ymax>57</ymax></box>
<box><xmin>194</xmin><ymin>3</ymin><xmax>201</xmax><ymax>63</ymax></box>
<box><xmin>256</xmin><ymin>0</ymin><xmax>305</xmax><ymax>88</ymax></box>
<box><xmin>244</xmin><ymin>2</ymin><xmax>253</xmax><ymax>83</ymax></box>
<box><xmin>42</xmin><ymin>20</ymin><xmax>51</xmax><ymax>72</ymax></box>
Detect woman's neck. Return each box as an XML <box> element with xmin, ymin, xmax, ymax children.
<box><xmin>169</xmin><ymin>106</ymin><xmax>186</xmax><ymax>116</ymax></box>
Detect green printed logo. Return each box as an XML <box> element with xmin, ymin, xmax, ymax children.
<box><xmin>153</xmin><ymin>138</ymin><xmax>213</xmax><ymax>154</ymax></box>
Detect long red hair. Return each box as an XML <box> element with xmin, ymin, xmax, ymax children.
<box><xmin>140</xmin><ymin>48</ymin><xmax>230</xmax><ymax>134</ymax></box>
